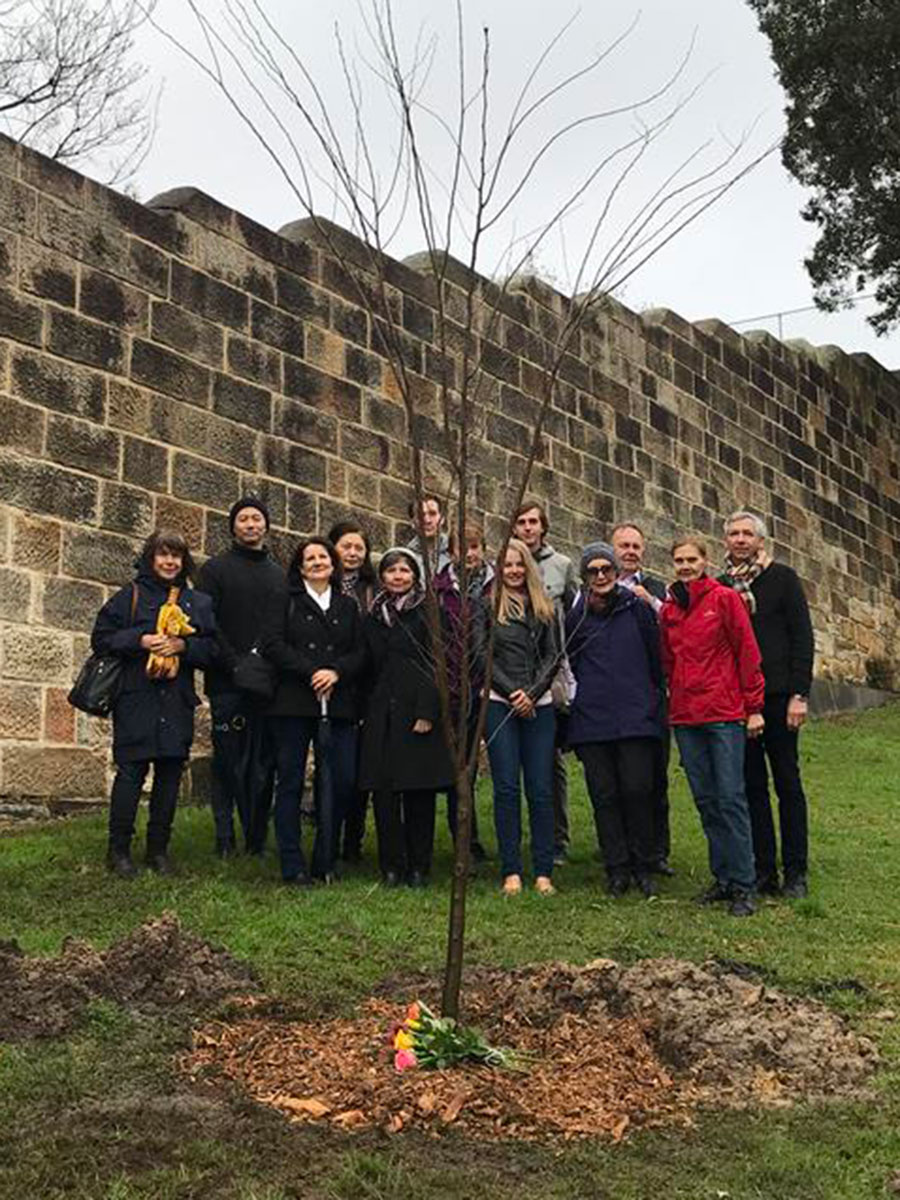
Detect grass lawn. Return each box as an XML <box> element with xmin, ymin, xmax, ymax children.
<box><xmin>1</xmin><ymin>703</ymin><xmax>900</xmax><ymax>1199</ymax></box>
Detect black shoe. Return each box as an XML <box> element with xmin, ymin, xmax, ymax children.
<box><xmin>106</xmin><ymin>849</ymin><xmax>137</xmax><ymax>879</ymax></box>
<box><xmin>145</xmin><ymin>852</ymin><xmax>174</xmax><ymax>876</ymax></box>
<box><xmin>471</xmin><ymin>841</ymin><xmax>489</xmax><ymax>864</ymax></box>
<box><xmin>382</xmin><ymin>871</ymin><xmax>402</xmax><ymax>888</ymax></box>
<box><xmin>553</xmin><ymin>847</ymin><xmax>569</xmax><ymax>867</ymax></box>
<box><xmin>215</xmin><ymin>840</ymin><xmax>237</xmax><ymax>859</ymax></box>
<box><xmin>634</xmin><ymin>872</ymin><xmax>658</xmax><ymax>898</ymax></box>
<box><xmin>756</xmin><ymin>873</ymin><xmax>781</xmax><ymax>896</ymax></box>
<box><xmin>313</xmin><ymin>871</ymin><xmax>339</xmax><ymax>886</ymax></box>
<box><xmin>651</xmin><ymin>859</ymin><xmax>676</xmax><ymax>877</ymax></box>
<box><xmin>283</xmin><ymin>871</ymin><xmax>312</xmax><ymax>887</ymax></box>
<box><xmin>607</xmin><ymin>873</ymin><xmax>630</xmax><ymax>897</ymax></box>
<box><xmin>407</xmin><ymin>870</ymin><xmax>429</xmax><ymax>889</ymax></box>
<box><xmin>782</xmin><ymin>875</ymin><xmax>808</xmax><ymax>899</ymax></box>
<box><xmin>729</xmin><ymin>888</ymin><xmax>756</xmax><ymax>917</ymax></box>
<box><xmin>695</xmin><ymin>881</ymin><xmax>731</xmax><ymax>905</ymax></box>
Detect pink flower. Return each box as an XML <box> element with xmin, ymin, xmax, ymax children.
<box><xmin>394</xmin><ymin>1047</ymin><xmax>417</xmax><ymax>1073</ymax></box>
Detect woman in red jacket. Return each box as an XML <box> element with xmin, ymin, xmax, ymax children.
<box><xmin>660</xmin><ymin>537</ymin><xmax>765</xmax><ymax>916</ymax></box>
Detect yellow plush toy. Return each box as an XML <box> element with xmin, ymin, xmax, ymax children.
<box><xmin>146</xmin><ymin>587</ymin><xmax>196</xmax><ymax>680</ymax></box>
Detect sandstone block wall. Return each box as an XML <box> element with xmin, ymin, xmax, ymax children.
<box><xmin>1</xmin><ymin>133</ymin><xmax>898</xmax><ymax>811</ymax></box>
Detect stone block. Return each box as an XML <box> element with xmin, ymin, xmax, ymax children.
<box><xmin>0</xmin><ymin>682</ymin><xmax>41</xmax><ymax>739</ymax></box>
<box><xmin>107</xmin><ymin>379</ymin><xmax>150</xmax><ymax>432</ymax></box>
<box><xmin>0</xmin><ymin>285</ymin><xmax>43</xmax><ymax>347</ymax></box>
<box><xmin>347</xmin><ymin>466</ymin><xmax>380</xmax><ymax>510</ymax></box>
<box><xmin>203</xmin><ymin>509</ymin><xmax>231</xmax><ymax>557</ymax></box>
<box><xmin>61</xmin><ymin>526</ymin><xmax>137</xmax><ymax>586</ymax></box>
<box><xmin>0</xmin><ymin>506</ymin><xmax>8</xmax><ymax>563</ymax></box>
<box><xmin>0</xmin><ymin>565</ymin><xmax>31</xmax><ymax>620</ymax></box>
<box><xmin>46</xmin><ymin>414</ymin><xmax>120</xmax><ymax>478</ymax></box>
<box><xmin>42</xmin><ymin>576</ymin><xmax>104</xmax><ymax>632</ymax></box>
<box><xmin>346</xmin><ymin>346</ymin><xmax>383</xmax><ymax>389</ymax></box>
<box><xmin>331</xmin><ymin>297</ymin><xmax>369</xmax><ymax>346</ymax></box>
<box><xmin>171</xmin><ymin>452</ymin><xmax>239</xmax><ymax>508</ymax></box>
<box><xmin>155</xmin><ymin>496</ymin><xmax>205</xmax><ymax>551</ymax></box>
<box><xmin>364</xmin><ymin>394</ymin><xmax>407</xmax><ymax>439</ymax></box>
<box><xmin>18</xmin><ymin>239</ymin><xmax>76</xmax><ymax>306</ymax></box>
<box><xmin>286</xmin><ymin>487</ymin><xmax>317</xmax><ymax>533</ymax></box>
<box><xmin>85</xmin><ymin>181</ymin><xmax>191</xmax><ymax>257</ymax></box>
<box><xmin>212</xmin><ymin>373</ymin><xmax>272</xmax><ymax>432</ymax></box>
<box><xmin>274</xmin><ymin>397</ymin><xmax>338</xmax><ymax>452</ymax></box>
<box><xmin>227</xmin><ymin>334</ymin><xmax>282</xmax><ymax>390</ymax></box>
<box><xmin>11</xmin><ymin>346</ymin><xmax>105</xmax><ymax>421</ymax></box>
<box><xmin>304</xmin><ymin>326</ymin><xmax>345</xmax><ymax>377</ymax></box>
<box><xmin>1</xmin><ymin>746</ymin><xmax>106</xmax><ymax>798</ymax></box>
<box><xmin>275</xmin><ymin>269</ymin><xmax>330</xmax><ymax>322</ymax></box>
<box><xmin>122</xmin><ymin>435</ymin><xmax>169</xmax><ymax>492</ymax></box>
<box><xmin>11</xmin><ymin>513</ymin><xmax>61</xmax><ymax>571</ymax></box>
<box><xmin>80</xmin><ymin>267</ymin><xmax>150</xmax><ymax>332</ymax></box>
<box><xmin>259</xmin><ymin>437</ymin><xmax>326</xmax><ymax>491</ymax></box>
<box><xmin>0</xmin><ymin>174</ymin><xmax>37</xmax><ymax>235</ymax></box>
<box><xmin>250</xmin><ymin>299</ymin><xmax>305</xmax><ymax>357</ymax></box>
<box><xmin>339</xmin><ymin>423</ymin><xmax>390</xmax><ymax>472</ymax></box>
<box><xmin>0</xmin><ymin>452</ymin><xmax>99</xmax><ymax>523</ymax></box>
<box><xmin>131</xmin><ymin>339</ymin><xmax>211</xmax><ymax>407</ymax></box>
<box><xmin>1</xmin><ymin>627</ymin><xmax>71</xmax><ymax>682</ymax></box>
<box><xmin>100</xmin><ymin>481</ymin><xmax>154</xmax><ymax>536</ymax></box>
<box><xmin>283</xmin><ymin>359</ymin><xmax>361</xmax><ymax>421</ymax></box>
<box><xmin>151</xmin><ymin>300</ymin><xmax>225</xmax><ymax>369</ymax></box>
<box><xmin>148</xmin><ymin>392</ymin><xmax>258</xmax><ymax>471</ymax></box>
<box><xmin>0</xmin><ymin>229</ymin><xmax>15</xmax><ymax>283</ymax></box>
<box><xmin>171</xmin><ymin>260</ymin><xmax>249</xmax><ymax>331</ymax></box>
<box><xmin>43</xmin><ymin>686</ymin><xmax>76</xmax><ymax>743</ymax></box>
<box><xmin>21</xmin><ymin>149</ymin><xmax>85</xmax><ymax>208</ymax></box>
<box><xmin>126</xmin><ymin>238</ymin><xmax>170</xmax><ymax>297</ymax></box>
<box><xmin>0</xmin><ymin>393</ymin><xmax>45</xmax><ymax>455</ymax></box>
<box><xmin>193</xmin><ymin>227</ymin><xmax>276</xmax><ymax>301</ymax></box>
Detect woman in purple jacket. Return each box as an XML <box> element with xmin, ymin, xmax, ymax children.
<box><xmin>565</xmin><ymin>541</ymin><xmax>664</xmax><ymax>897</ymax></box>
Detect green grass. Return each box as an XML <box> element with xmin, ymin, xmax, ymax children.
<box><xmin>2</xmin><ymin>704</ymin><xmax>900</xmax><ymax>1199</ymax></box>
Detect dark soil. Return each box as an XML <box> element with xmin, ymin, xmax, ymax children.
<box><xmin>0</xmin><ymin>913</ymin><xmax>259</xmax><ymax>1039</ymax></box>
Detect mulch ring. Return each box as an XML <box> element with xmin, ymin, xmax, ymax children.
<box><xmin>181</xmin><ymin>959</ymin><xmax>881</xmax><ymax>1144</ymax></box>
<box><xmin>0</xmin><ymin>913</ymin><xmax>259</xmax><ymax>1040</ymax></box>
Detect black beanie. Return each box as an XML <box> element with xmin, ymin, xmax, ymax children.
<box><xmin>229</xmin><ymin>496</ymin><xmax>270</xmax><ymax>532</ymax></box>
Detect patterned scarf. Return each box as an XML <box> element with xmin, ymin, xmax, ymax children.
<box><xmin>340</xmin><ymin>568</ymin><xmax>361</xmax><ymax>601</ymax></box>
<box><xmin>371</xmin><ymin>584</ymin><xmax>426</xmax><ymax>627</ymax></box>
<box><xmin>724</xmin><ymin>550</ymin><xmax>771</xmax><ymax>613</ymax></box>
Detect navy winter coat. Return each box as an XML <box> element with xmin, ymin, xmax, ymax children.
<box><xmin>565</xmin><ymin>585</ymin><xmax>663</xmax><ymax>745</ymax></box>
<box><xmin>91</xmin><ymin>572</ymin><xmax>217</xmax><ymax>764</ymax></box>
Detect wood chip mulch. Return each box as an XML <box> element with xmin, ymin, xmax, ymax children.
<box><xmin>180</xmin><ymin>996</ymin><xmax>699</xmax><ymax>1143</ymax></box>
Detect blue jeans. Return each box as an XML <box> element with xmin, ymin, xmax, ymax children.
<box><xmin>269</xmin><ymin>715</ymin><xmax>358</xmax><ymax>880</ymax></box>
<box><xmin>674</xmin><ymin>722</ymin><xmax>755</xmax><ymax>890</ymax></box>
<box><xmin>486</xmin><ymin>701</ymin><xmax>555</xmax><ymax>879</ymax></box>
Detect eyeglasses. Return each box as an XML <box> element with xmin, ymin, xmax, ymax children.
<box><xmin>585</xmin><ymin>564</ymin><xmax>616</xmax><ymax>579</ymax></box>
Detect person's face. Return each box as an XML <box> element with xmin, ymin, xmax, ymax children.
<box><xmin>420</xmin><ymin>499</ymin><xmax>443</xmax><ymax>539</ymax></box>
<box><xmin>585</xmin><ymin>557</ymin><xmax>617</xmax><ymax>599</ymax></box>
<box><xmin>464</xmin><ymin>538</ymin><xmax>485</xmax><ymax>571</ymax></box>
<box><xmin>503</xmin><ymin>548</ymin><xmax>527</xmax><ymax>590</ymax></box>
<box><xmin>335</xmin><ymin>532</ymin><xmax>366</xmax><ymax>572</ymax></box>
<box><xmin>233</xmin><ymin>507</ymin><xmax>266</xmax><ymax>547</ymax></box>
<box><xmin>672</xmin><ymin>543</ymin><xmax>707</xmax><ymax>582</ymax></box>
<box><xmin>383</xmin><ymin>560</ymin><xmax>415</xmax><ymax>594</ymax></box>
<box><xmin>514</xmin><ymin>507</ymin><xmax>544</xmax><ymax>551</ymax></box>
<box><xmin>725</xmin><ymin>518</ymin><xmax>764</xmax><ymax>563</ymax></box>
<box><xmin>153</xmin><ymin>548</ymin><xmax>183</xmax><ymax>583</ymax></box>
<box><xmin>300</xmin><ymin>543</ymin><xmax>334</xmax><ymax>585</ymax></box>
<box><xmin>612</xmin><ymin>527</ymin><xmax>644</xmax><ymax>574</ymax></box>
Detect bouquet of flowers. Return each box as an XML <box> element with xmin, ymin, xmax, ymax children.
<box><xmin>389</xmin><ymin>1001</ymin><xmax>522</xmax><ymax>1073</ymax></box>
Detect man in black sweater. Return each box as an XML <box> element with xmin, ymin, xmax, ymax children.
<box><xmin>197</xmin><ymin>497</ymin><xmax>285</xmax><ymax>856</ymax></box>
<box><xmin>722</xmin><ymin>511</ymin><xmax>814</xmax><ymax>898</ymax></box>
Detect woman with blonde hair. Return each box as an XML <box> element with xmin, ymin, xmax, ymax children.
<box><xmin>485</xmin><ymin>537</ymin><xmax>560</xmax><ymax>895</ymax></box>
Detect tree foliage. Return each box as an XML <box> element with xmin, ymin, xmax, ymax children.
<box><xmin>749</xmin><ymin>0</ymin><xmax>900</xmax><ymax>334</ymax></box>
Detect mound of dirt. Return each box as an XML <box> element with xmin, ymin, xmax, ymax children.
<box><xmin>0</xmin><ymin>914</ymin><xmax>259</xmax><ymax>1040</ymax></box>
<box><xmin>182</xmin><ymin>958</ymin><xmax>879</xmax><ymax>1143</ymax></box>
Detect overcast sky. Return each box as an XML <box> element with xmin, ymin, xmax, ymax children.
<box><xmin>132</xmin><ymin>0</ymin><xmax>899</xmax><ymax>370</ymax></box>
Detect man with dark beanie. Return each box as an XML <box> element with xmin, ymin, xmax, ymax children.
<box><xmin>722</xmin><ymin>511</ymin><xmax>814</xmax><ymax>898</ymax></box>
<box><xmin>198</xmin><ymin>497</ymin><xmax>285</xmax><ymax>856</ymax></box>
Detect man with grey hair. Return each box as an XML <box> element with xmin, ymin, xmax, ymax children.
<box><xmin>722</xmin><ymin>510</ymin><xmax>814</xmax><ymax>898</ymax></box>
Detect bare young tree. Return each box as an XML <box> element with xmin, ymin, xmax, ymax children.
<box><xmin>0</xmin><ymin>0</ymin><xmax>157</xmax><ymax>182</ymax></box>
<box><xmin>155</xmin><ymin>0</ymin><xmax>771</xmax><ymax>1020</ymax></box>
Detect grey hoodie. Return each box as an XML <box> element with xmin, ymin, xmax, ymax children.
<box><xmin>534</xmin><ymin>542</ymin><xmax>578</xmax><ymax>610</ymax></box>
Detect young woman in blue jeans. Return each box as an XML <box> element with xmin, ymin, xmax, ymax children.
<box><xmin>485</xmin><ymin>538</ymin><xmax>560</xmax><ymax>896</ymax></box>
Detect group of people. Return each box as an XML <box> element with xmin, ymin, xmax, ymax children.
<box><xmin>88</xmin><ymin>493</ymin><xmax>814</xmax><ymax>916</ymax></box>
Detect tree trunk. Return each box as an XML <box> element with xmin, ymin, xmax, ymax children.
<box><xmin>441</xmin><ymin>761</ymin><xmax>473</xmax><ymax>1020</ymax></box>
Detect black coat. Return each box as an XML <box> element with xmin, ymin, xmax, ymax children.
<box><xmin>358</xmin><ymin>603</ymin><xmax>454</xmax><ymax>793</ymax></box>
<box><xmin>263</xmin><ymin>584</ymin><xmax>366</xmax><ymax>720</ymax></box>
<box><xmin>91</xmin><ymin>572</ymin><xmax>217</xmax><ymax>764</ymax></box>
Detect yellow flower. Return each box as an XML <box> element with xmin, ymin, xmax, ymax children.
<box><xmin>394</xmin><ymin>1029</ymin><xmax>415</xmax><ymax>1050</ymax></box>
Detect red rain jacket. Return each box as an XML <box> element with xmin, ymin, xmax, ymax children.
<box><xmin>660</xmin><ymin>575</ymin><xmax>765</xmax><ymax>725</ymax></box>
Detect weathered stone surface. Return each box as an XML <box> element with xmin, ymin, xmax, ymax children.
<box><xmin>61</xmin><ymin>527</ymin><xmax>137</xmax><ymax>586</ymax></box>
<box><xmin>0</xmin><ymin>683</ymin><xmax>41</xmax><ymax>739</ymax></box>
<box><xmin>100</xmin><ymin>481</ymin><xmax>155</xmax><ymax>536</ymax></box>
<box><xmin>131</xmin><ymin>339</ymin><xmax>211</xmax><ymax>407</ymax></box>
<box><xmin>46</xmin><ymin>308</ymin><xmax>125</xmax><ymax>372</ymax></box>
<box><xmin>1</xmin><ymin>746</ymin><xmax>106</xmax><ymax>797</ymax></box>
<box><xmin>10</xmin><ymin>347</ymin><xmax>105</xmax><ymax>421</ymax></box>
<box><xmin>80</xmin><ymin>267</ymin><xmax>150</xmax><ymax>332</ymax></box>
<box><xmin>42</xmin><ymin>576</ymin><xmax>104</xmax><ymax>632</ymax></box>
<box><xmin>122</xmin><ymin>435</ymin><xmax>169</xmax><ymax>492</ymax></box>
<box><xmin>0</xmin><ymin>566</ymin><xmax>31</xmax><ymax>621</ymax></box>
<box><xmin>19</xmin><ymin>240</ymin><xmax>76</xmax><ymax>306</ymax></box>
<box><xmin>0</xmin><ymin>285</ymin><xmax>43</xmax><ymax>347</ymax></box>
<box><xmin>43</xmin><ymin>686</ymin><xmax>76</xmax><ymax>743</ymax></box>
<box><xmin>227</xmin><ymin>334</ymin><xmax>282</xmax><ymax>390</ymax></box>
<box><xmin>1</xmin><ymin>627</ymin><xmax>71</xmax><ymax>682</ymax></box>
<box><xmin>171</xmin><ymin>452</ymin><xmax>239</xmax><ymax>509</ymax></box>
<box><xmin>151</xmin><ymin>300</ymin><xmax>225</xmax><ymax>369</ymax></box>
<box><xmin>11</xmin><ymin>514</ymin><xmax>61</xmax><ymax>571</ymax></box>
<box><xmin>46</xmin><ymin>414</ymin><xmax>120</xmax><ymax>478</ymax></box>
<box><xmin>155</xmin><ymin>496</ymin><xmax>205</xmax><ymax>550</ymax></box>
<box><xmin>212</xmin><ymin>373</ymin><xmax>272</xmax><ymax>432</ymax></box>
<box><xmin>171</xmin><ymin>260</ymin><xmax>249</xmax><ymax>331</ymax></box>
<box><xmin>0</xmin><ymin>452</ymin><xmax>99</xmax><ymax>523</ymax></box>
<box><xmin>0</xmin><ymin>393</ymin><xmax>45</xmax><ymax>455</ymax></box>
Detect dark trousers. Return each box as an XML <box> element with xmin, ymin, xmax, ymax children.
<box><xmin>575</xmin><ymin>738</ymin><xmax>657</xmax><ymax>877</ymax></box>
<box><xmin>270</xmin><ymin>715</ymin><xmax>357</xmax><ymax>880</ymax></box>
<box><xmin>651</xmin><ymin>726</ymin><xmax>672</xmax><ymax>863</ymax></box>
<box><xmin>108</xmin><ymin>758</ymin><xmax>184</xmax><ymax>855</ymax></box>
<box><xmin>486</xmin><ymin>700</ymin><xmax>555</xmax><ymax>879</ymax></box>
<box><xmin>675</xmin><ymin>722</ymin><xmax>755</xmax><ymax>891</ymax></box>
<box><xmin>373</xmin><ymin>789</ymin><xmax>436</xmax><ymax>878</ymax></box>
<box><xmin>340</xmin><ymin>789</ymin><xmax>369</xmax><ymax>858</ymax></box>
<box><xmin>209</xmin><ymin>691</ymin><xmax>274</xmax><ymax>853</ymax></box>
<box><xmin>744</xmin><ymin>694</ymin><xmax>809</xmax><ymax>882</ymax></box>
<box><xmin>552</xmin><ymin>739</ymin><xmax>569</xmax><ymax>852</ymax></box>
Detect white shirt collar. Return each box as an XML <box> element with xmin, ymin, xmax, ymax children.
<box><xmin>303</xmin><ymin>581</ymin><xmax>331</xmax><ymax>611</ymax></box>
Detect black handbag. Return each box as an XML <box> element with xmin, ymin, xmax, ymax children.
<box><xmin>68</xmin><ymin>585</ymin><xmax>138</xmax><ymax>717</ymax></box>
<box><xmin>232</xmin><ymin>646</ymin><xmax>278</xmax><ymax>701</ymax></box>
